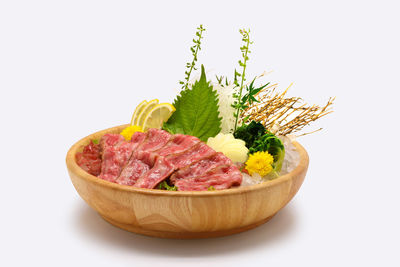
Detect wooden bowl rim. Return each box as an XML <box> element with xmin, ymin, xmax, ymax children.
<box><xmin>66</xmin><ymin>125</ymin><xmax>309</xmax><ymax>197</ymax></box>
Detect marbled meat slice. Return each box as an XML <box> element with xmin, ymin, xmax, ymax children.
<box><xmin>99</xmin><ymin>133</ymin><xmax>125</xmax><ymax>151</ymax></box>
<box><xmin>116</xmin><ymin>150</ymin><xmax>157</xmax><ymax>186</ymax></box>
<box><xmin>114</xmin><ymin>131</ymin><xmax>148</xmax><ymax>185</ymax></box>
<box><xmin>130</xmin><ymin>131</ymin><xmax>147</xmax><ymax>147</ymax></box>
<box><xmin>156</xmin><ymin>134</ymin><xmax>200</xmax><ymax>156</ymax></box>
<box><xmin>138</xmin><ymin>128</ymin><xmax>172</xmax><ymax>152</ymax></box>
<box><xmin>79</xmin><ymin>130</ymin><xmax>243</xmax><ymax>191</ymax></box>
<box><xmin>76</xmin><ymin>141</ymin><xmax>102</xmax><ymax>176</ymax></box>
<box><xmin>134</xmin><ymin>156</ymin><xmax>175</xmax><ymax>189</ymax></box>
<box><xmin>99</xmin><ymin>137</ymin><xmax>136</xmax><ymax>182</ymax></box>
<box><xmin>174</xmin><ymin>165</ymin><xmax>242</xmax><ymax>191</ymax></box>
<box><xmin>170</xmin><ymin>152</ymin><xmax>232</xmax><ymax>183</ymax></box>
<box><xmin>165</xmin><ymin>142</ymin><xmax>216</xmax><ymax>169</ymax></box>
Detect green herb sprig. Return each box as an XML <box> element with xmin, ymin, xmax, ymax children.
<box><xmin>232</xmin><ymin>29</ymin><xmax>252</xmax><ymax>131</ymax></box>
<box><xmin>233</xmin><ymin>121</ymin><xmax>285</xmax><ymax>172</ymax></box>
<box><xmin>179</xmin><ymin>25</ymin><xmax>206</xmax><ymax>90</ymax></box>
<box><xmin>215</xmin><ymin>75</ymin><xmax>229</xmax><ymax>87</ymax></box>
<box><xmin>240</xmin><ymin>78</ymin><xmax>270</xmax><ymax>123</ymax></box>
<box><xmin>158</xmin><ymin>181</ymin><xmax>178</xmax><ymax>191</ymax></box>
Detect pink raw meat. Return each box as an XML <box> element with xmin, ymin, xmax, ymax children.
<box><xmin>166</xmin><ymin>142</ymin><xmax>216</xmax><ymax>169</ymax></box>
<box><xmin>156</xmin><ymin>134</ymin><xmax>200</xmax><ymax>156</ymax></box>
<box><xmin>174</xmin><ymin>165</ymin><xmax>242</xmax><ymax>191</ymax></box>
<box><xmin>75</xmin><ymin>141</ymin><xmax>102</xmax><ymax>176</ymax></box>
<box><xmin>100</xmin><ymin>134</ymin><xmax>125</xmax><ymax>151</ymax></box>
<box><xmin>99</xmin><ymin>138</ymin><xmax>136</xmax><ymax>182</ymax></box>
<box><xmin>76</xmin><ymin>129</ymin><xmax>243</xmax><ymax>191</ymax></box>
<box><xmin>134</xmin><ymin>156</ymin><xmax>175</xmax><ymax>189</ymax></box>
<box><xmin>138</xmin><ymin>128</ymin><xmax>172</xmax><ymax>152</ymax></box>
<box><xmin>130</xmin><ymin>131</ymin><xmax>146</xmax><ymax>147</ymax></box>
<box><xmin>170</xmin><ymin>152</ymin><xmax>232</xmax><ymax>183</ymax></box>
<box><xmin>116</xmin><ymin>151</ymin><xmax>157</xmax><ymax>186</ymax></box>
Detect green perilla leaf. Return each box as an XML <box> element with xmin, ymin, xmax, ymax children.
<box><xmin>163</xmin><ymin>65</ymin><xmax>222</xmax><ymax>141</ymax></box>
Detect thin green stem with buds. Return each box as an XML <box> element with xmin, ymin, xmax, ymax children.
<box><xmin>233</xmin><ymin>29</ymin><xmax>252</xmax><ymax>131</ymax></box>
<box><xmin>180</xmin><ymin>25</ymin><xmax>205</xmax><ymax>90</ymax></box>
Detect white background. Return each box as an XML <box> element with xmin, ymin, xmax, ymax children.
<box><xmin>1</xmin><ymin>0</ymin><xmax>399</xmax><ymax>266</ymax></box>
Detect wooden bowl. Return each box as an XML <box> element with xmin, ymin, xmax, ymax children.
<box><xmin>66</xmin><ymin>125</ymin><xmax>309</xmax><ymax>239</ymax></box>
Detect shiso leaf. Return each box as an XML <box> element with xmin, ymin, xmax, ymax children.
<box><xmin>163</xmin><ymin>65</ymin><xmax>222</xmax><ymax>141</ymax></box>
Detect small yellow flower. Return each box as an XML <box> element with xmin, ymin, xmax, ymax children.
<box><xmin>120</xmin><ymin>125</ymin><xmax>143</xmax><ymax>141</ymax></box>
<box><xmin>245</xmin><ymin>151</ymin><xmax>274</xmax><ymax>176</ymax></box>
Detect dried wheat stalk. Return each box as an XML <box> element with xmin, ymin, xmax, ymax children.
<box><xmin>242</xmin><ymin>83</ymin><xmax>335</xmax><ymax>136</ymax></box>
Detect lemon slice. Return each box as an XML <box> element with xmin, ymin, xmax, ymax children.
<box><xmin>136</xmin><ymin>99</ymin><xmax>159</xmax><ymax>127</ymax></box>
<box><xmin>142</xmin><ymin>103</ymin><xmax>176</xmax><ymax>131</ymax></box>
<box><xmin>130</xmin><ymin>100</ymin><xmax>148</xmax><ymax>125</ymax></box>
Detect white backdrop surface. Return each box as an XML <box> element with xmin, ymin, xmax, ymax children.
<box><xmin>1</xmin><ymin>0</ymin><xmax>399</xmax><ymax>266</ymax></box>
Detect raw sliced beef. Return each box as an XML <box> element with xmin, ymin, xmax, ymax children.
<box><xmin>76</xmin><ymin>141</ymin><xmax>102</xmax><ymax>176</ymax></box>
<box><xmin>174</xmin><ymin>165</ymin><xmax>242</xmax><ymax>191</ymax></box>
<box><xmin>130</xmin><ymin>131</ymin><xmax>146</xmax><ymax>147</ymax></box>
<box><xmin>100</xmin><ymin>134</ymin><xmax>125</xmax><ymax>151</ymax></box>
<box><xmin>116</xmin><ymin>150</ymin><xmax>157</xmax><ymax>186</ymax></box>
<box><xmin>99</xmin><ymin>140</ymin><xmax>136</xmax><ymax>182</ymax></box>
<box><xmin>138</xmin><ymin>128</ymin><xmax>172</xmax><ymax>152</ymax></box>
<box><xmin>134</xmin><ymin>156</ymin><xmax>175</xmax><ymax>189</ymax></box>
<box><xmin>165</xmin><ymin>142</ymin><xmax>216</xmax><ymax>169</ymax></box>
<box><xmin>76</xmin><ymin>129</ymin><xmax>243</xmax><ymax>191</ymax></box>
<box><xmin>112</xmin><ymin>131</ymin><xmax>148</xmax><ymax>185</ymax></box>
<box><xmin>170</xmin><ymin>152</ymin><xmax>232</xmax><ymax>183</ymax></box>
<box><xmin>156</xmin><ymin>134</ymin><xmax>200</xmax><ymax>156</ymax></box>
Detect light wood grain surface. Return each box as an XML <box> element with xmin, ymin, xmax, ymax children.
<box><xmin>66</xmin><ymin>125</ymin><xmax>309</xmax><ymax>239</ymax></box>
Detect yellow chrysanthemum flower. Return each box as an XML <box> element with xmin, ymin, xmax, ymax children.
<box><xmin>245</xmin><ymin>151</ymin><xmax>274</xmax><ymax>177</ymax></box>
<box><xmin>120</xmin><ymin>125</ymin><xmax>143</xmax><ymax>141</ymax></box>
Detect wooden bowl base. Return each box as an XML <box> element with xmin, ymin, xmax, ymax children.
<box><xmin>67</xmin><ymin>125</ymin><xmax>308</xmax><ymax>239</ymax></box>
<box><xmin>100</xmin><ymin>213</ymin><xmax>276</xmax><ymax>239</ymax></box>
